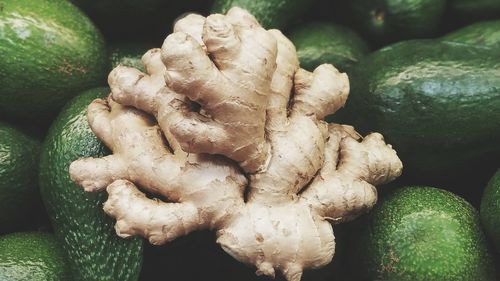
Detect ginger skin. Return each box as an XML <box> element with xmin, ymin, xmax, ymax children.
<box><xmin>70</xmin><ymin>8</ymin><xmax>402</xmax><ymax>281</ymax></box>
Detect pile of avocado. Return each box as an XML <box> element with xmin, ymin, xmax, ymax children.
<box><xmin>0</xmin><ymin>0</ymin><xmax>499</xmax><ymax>280</ymax></box>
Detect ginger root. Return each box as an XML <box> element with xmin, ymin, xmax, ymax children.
<box><xmin>70</xmin><ymin>8</ymin><xmax>402</xmax><ymax>281</ymax></box>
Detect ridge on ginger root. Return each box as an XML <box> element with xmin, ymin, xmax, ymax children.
<box><xmin>69</xmin><ymin>8</ymin><xmax>403</xmax><ymax>281</ymax></box>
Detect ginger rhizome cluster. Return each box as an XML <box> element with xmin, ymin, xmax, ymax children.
<box><xmin>70</xmin><ymin>8</ymin><xmax>403</xmax><ymax>281</ymax></box>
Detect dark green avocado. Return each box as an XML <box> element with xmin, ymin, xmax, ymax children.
<box><xmin>0</xmin><ymin>232</ymin><xmax>72</xmax><ymax>281</ymax></box>
<box><xmin>39</xmin><ymin>88</ymin><xmax>143</xmax><ymax>281</ymax></box>
<box><xmin>0</xmin><ymin>0</ymin><xmax>108</xmax><ymax>123</ymax></box>
<box><xmin>336</xmin><ymin>40</ymin><xmax>500</xmax><ymax>178</ymax></box>
<box><xmin>288</xmin><ymin>22</ymin><xmax>369</xmax><ymax>73</ymax></box>
<box><xmin>345</xmin><ymin>0</ymin><xmax>446</xmax><ymax>45</ymax></box>
<box><xmin>442</xmin><ymin>20</ymin><xmax>500</xmax><ymax>50</ymax></box>
<box><xmin>211</xmin><ymin>0</ymin><xmax>312</xmax><ymax>29</ymax></box>
<box><xmin>0</xmin><ymin>121</ymin><xmax>41</xmax><ymax>234</ymax></box>
<box><xmin>108</xmin><ymin>42</ymin><xmax>156</xmax><ymax>72</ymax></box>
<box><xmin>348</xmin><ymin>186</ymin><xmax>498</xmax><ymax>281</ymax></box>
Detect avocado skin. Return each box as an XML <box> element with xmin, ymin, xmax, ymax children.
<box><xmin>336</xmin><ymin>40</ymin><xmax>500</xmax><ymax>179</ymax></box>
<box><xmin>108</xmin><ymin>42</ymin><xmax>155</xmax><ymax>73</ymax></box>
<box><xmin>442</xmin><ymin>20</ymin><xmax>500</xmax><ymax>50</ymax></box>
<box><xmin>0</xmin><ymin>232</ymin><xmax>72</xmax><ymax>281</ymax></box>
<box><xmin>347</xmin><ymin>186</ymin><xmax>498</xmax><ymax>281</ymax></box>
<box><xmin>288</xmin><ymin>22</ymin><xmax>369</xmax><ymax>73</ymax></box>
<box><xmin>0</xmin><ymin>0</ymin><xmax>108</xmax><ymax>123</ymax></box>
<box><xmin>481</xmin><ymin>169</ymin><xmax>500</xmax><ymax>254</ymax></box>
<box><xmin>0</xmin><ymin>121</ymin><xmax>42</xmax><ymax>234</ymax></box>
<box><xmin>211</xmin><ymin>0</ymin><xmax>312</xmax><ymax>29</ymax></box>
<box><xmin>344</xmin><ymin>0</ymin><xmax>446</xmax><ymax>45</ymax></box>
<box><xmin>39</xmin><ymin>88</ymin><xmax>143</xmax><ymax>281</ymax></box>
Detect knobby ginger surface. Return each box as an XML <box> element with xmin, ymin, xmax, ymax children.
<box><xmin>70</xmin><ymin>8</ymin><xmax>402</xmax><ymax>281</ymax></box>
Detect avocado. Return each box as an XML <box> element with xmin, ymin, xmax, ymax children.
<box><xmin>442</xmin><ymin>20</ymin><xmax>500</xmax><ymax>50</ymax></box>
<box><xmin>211</xmin><ymin>0</ymin><xmax>312</xmax><ymax>29</ymax></box>
<box><xmin>480</xmin><ymin>169</ymin><xmax>500</xmax><ymax>254</ymax></box>
<box><xmin>287</xmin><ymin>22</ymin><xmax>369</xmax><ymax>73</ymax></box>
<box><xmin>348</xmin><ymin>186</ymin><xmax>498</xmax><ymax>281</ymax></box>
<box><xmin>344</xmin><ymin>0</ymin><xmax>446</xmax><ymax>45</ymax></box>
<box><xmin>109</xmin><ymin>42</ymin><xmax>155</xmax><ymax>73</ymax></box>
<box><xmin>0</xmin><ymin>232</ymin><xmax>72</xmax><ymax>281</ymax></box>
<box><xmin>39</xmin><ymin>88</ymin><xmax>143</xmax><ymax>281</ymax></box>
<box><xmin>0</xmin><ymin>121</ymin><xmax>42</xmax><ymax>234</ymax></box>
<box><xmin>335</xmin><ymin>40</ymin><xmax>500</xmax><ymax>181</ymax></box>
<box><xmin>0</xmin><ymin>0</ymin><xmax>108</xmax><ymax>123</ymax></box>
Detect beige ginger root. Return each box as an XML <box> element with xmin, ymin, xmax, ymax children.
<box><xmin>69</xmin><ymin>8</ymin><xmax>403</xmax><ymax>281</ymax></box>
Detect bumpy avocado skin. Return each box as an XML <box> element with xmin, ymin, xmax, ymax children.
<box><xmin>0</xmin><ymin>0</ymin><xmax>108</xmax><ymax>122</ymax></box>
<box><xmin>288</xmin><ymin>22</ymin><xmax>369</xmax><ymax>73</ymax></box>
<box><xmin>39</xmin><ymin>88</ymin><xmax>143</xmax><ymax>281</ymax></box>
<box><xmin>211</xmin><ymin>0</ymin><xmax>312</xmax><ymax>29</ymax></box>
<box><xmin>349</xmin><ymin>186</ymin><xmax>498</xmax><ymax>281</ymax></box>
<box><xmin>0</xmin><ymin>232</ymin><xmax>72</xmax><ymax>281</ymax></box>
<box><xmin>442</xmin><ymin>20</ymin><xmax>500</xmax><ymax>50</ymax></box>
<box><xmin>337</xmin><ymin>40</ymin><xmax>500</xmax><ymax>177</ymax></box>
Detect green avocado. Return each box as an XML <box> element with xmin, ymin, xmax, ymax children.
<box><xmin>0</xmin><ymin>121</ymin><xmax>41</xmax><ymax>234</ymax></box>
<box><xmin>109</xmin><ymin>42</ymin><xmax>155</xmax><ymax>73</ymax></box>
<box><xmin>348</xmin><ymin>186</ymin><xmax>498</xmax><ymax>281</ymax></box>
<box><xmin>480</xmin><ymin>169</ymin><xmax>500</xmax><ymax>253</ymax></box>
<box><xmin>442</xmin><ymin>20</ymin><xmax>500</xmax><ymax>50</ymax></box>
<box><xmin>211</xmin><ymin>0</ymin><xmax>312</xmax><ymax>29</ymax></box>
<box><xmin>336</xmin><ymin>40</ymin><xmax>500</xmax><ymax>178</ymax></box>
<box><xmin>0</xmin><ymin>232</ymin><xmax>72</xmax><ymax>281</ymax></box>
<box><xmin>345</xmin><ymin>0</ymin><xmax>446</xmax><ymax>45</ymax></box>
<box><xmin>39</xmin><ymin>88</ymin><xmax>143</xmax><ymax>281</ymax></box>
<box><xmin>287</xmin><ymin>22</ymin><xmax>369</xmax><ymax>73</ymax></box>
<box><xmin>0</xmin><ymin>0</ymin><xmax>108</xmax><ymax>123</ymax></box>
